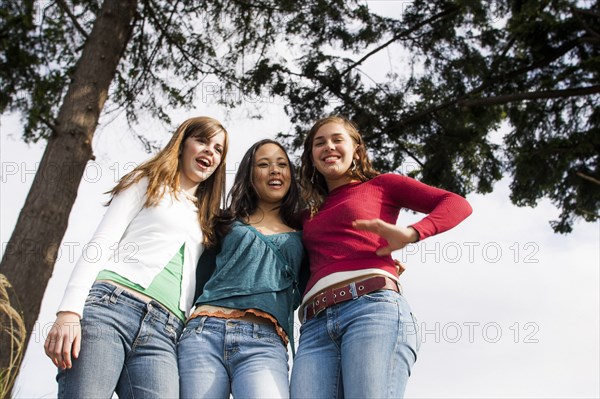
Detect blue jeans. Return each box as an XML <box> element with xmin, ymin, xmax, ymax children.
<box><xmin>178</xmin><ymin>316</ymin><xmax>290</xmax><ymax>399</ymax></box>
<box><xmin>290</xmin><ymin>290</ymin><xmax>420</xmax><ymax>399</ymax></box>
<box><xmin>57</xmin><ymin>282</ymin><xmax>183</xmax><ymax>398</ymax></box>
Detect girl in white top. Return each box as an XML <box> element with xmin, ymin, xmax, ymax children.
<box><xmin>44</xmin><ymin>116</ymin><xmax>228</xmax><ymax>398</ymax></box>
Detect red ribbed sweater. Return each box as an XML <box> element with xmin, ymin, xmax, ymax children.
<box><xmin>302</xmin><ymin>174</ymin><xmax>473</xmax><ymax>294</ymax></box>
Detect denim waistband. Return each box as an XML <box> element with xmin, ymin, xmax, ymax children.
<box><xmin>187</xmin><ymin>315</ymin><xmax>279</xmax><ymax>336</ymax></box>
<box><xmin>90</xmin><ymin>281</ymin><xmax>184</xmax><ymax>331</ymax></box>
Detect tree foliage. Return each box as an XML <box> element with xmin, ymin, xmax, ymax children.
<box><xmin>4</xmin><ymin>1</ymin><xmax>597</xmax><ymax>232</ymax></box>
<box><xmin>246</xmin><ymin>0</ymin><xmax>598</xmax><ymax>233</ymax></box>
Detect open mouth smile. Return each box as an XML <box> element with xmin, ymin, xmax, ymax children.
<box><xmin>322</xmin><ymin>155</ymin><xmax>340</xmax><ymax>163</ymax></box>
<box><xmin>196</xmin><ymin>156</ymin><xmax>212</xmax><ymax>169</ymax></box>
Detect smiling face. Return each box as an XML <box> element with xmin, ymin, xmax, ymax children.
<box><xmin>179</xmin><ymin>131</ymin><xmax>226</xmax><ymax>192</ymax></box>
<box><xmin>311</xmin><ymin>122</ymin><xmax>359</xmax><ymax>191</ymax></box>
<box><xmin>252</xmin><ymin>143</ymin><xmax>292</xmax><ymax>207</ymax></box>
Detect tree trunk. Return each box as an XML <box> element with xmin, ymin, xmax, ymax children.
<box><xmin>0</xmin><ymin>0</ymin><xmax>137</xmax><ymax>395</ymax></box>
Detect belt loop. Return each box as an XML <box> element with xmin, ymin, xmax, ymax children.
<box><xmin>349</xmin><ymin>282</ymin><xmax>358</xmax><ymax>299</ymax></box>
<box><xmin>172</xmin><ymin>312</ymin><xmax>183</xmax><ymax>334</ymax></box>
<box><xmin>395</xmin><ymin>279</ymin><xmax>403</xmax><ymax>294</ymax></box>
<box><xmin>194</xmin><ymin>316</ymin><xmax>206</xmax><ymax>333</ymax></box>
<box><xmin>253</xmin><ymin>321</ymin><xmax>260</xmax><ymax>338</ymax></box>
<box><xmin>109</xmin><ymin>287</ymin><xmax>124</xmax><ymax>304</ymax></box>
<box><xmin>167</xmin><ymin>312</ymin><xmax>176</xmax><ymax>329</ymax></box>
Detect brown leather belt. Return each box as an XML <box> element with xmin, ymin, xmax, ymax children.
<box><xmin>303</xmin><ymin>276</ymin><xmax>399</xmax><ymax>322</ymax></box>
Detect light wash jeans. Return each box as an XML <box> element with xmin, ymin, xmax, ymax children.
<box><xmin>290</xmin><ymin>290</ymin><xmax>420</xmax><ymax>399</ymax></box>
<box><xmin>57</xmin><ymin>281</ymin><xmax>183</xmax><ymax>399</ymax></box>
<box><xmin>178</xmin><ymin>316</ymin><xmax>290</xmax><ymax>399</ymax></box>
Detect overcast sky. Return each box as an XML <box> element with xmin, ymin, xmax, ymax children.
<box><xmin>2</xmin><ymin>1</ymin><xmax>599</xmax><ymax>397</ymax></box>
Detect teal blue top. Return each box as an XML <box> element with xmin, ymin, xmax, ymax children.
<box><xmin>194</xmin><ymin>220</ymin><xmax>304</xmax><ymax>344</ymax></box>
<box><xmin>97</xmin><ymin>244</ymin><xmax>186</xmax><ymax>321</ymax></box>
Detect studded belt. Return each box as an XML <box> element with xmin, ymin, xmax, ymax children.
<box><xmin>303</xmin><ymin>275</ymin><xmax>399</xmax><ymax>322</ymax></box>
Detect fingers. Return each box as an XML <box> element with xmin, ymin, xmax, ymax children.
<box><xmin>394</xmin><ymin>259</ymin><xmax>407</xmax><ymax>275</ymax></box>
<box><xmin>44</xmin><ymin>340</ymin><xmax>57</xmax><ymax>367</ymax></box>
<box><xmin>44</xmin><ymin>316</ymin><xmax>80</xmax><ymax>369</ymax></box>
<box><xmin>72</xmin><ymin>332</ymin><xmax>81</xmax><ymax>360</ymax></box>
<box><xmin>352</xmin><ymin>219</ymin><xmax>384</xmax><ymax>233</ymax></box>
<box><xmin>354</xmin><ymin>219</ymin><xmax>414</xmax><ymax>256</ymax></box>
<box><xmin>375</xmin><ymin>246</ymin><xmax>392</xmax><ymax>256</ymax></box>
<box><xmin>44</xmin><ymin>326</ymin><xmax>64</xmax><ymax>368</ymax></box>
<box><xmin>62</xmin><ymin>333</ymin><xmax>73</xmax><ymax>369</ymax></box>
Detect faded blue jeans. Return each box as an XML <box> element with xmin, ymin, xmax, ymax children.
<box><xmin>178</xmin><ymin>316</ymin><xmax>290</xmax><ymax>399</ymax></box>
<box><xmin>290</xmin><ymin>290</ymin><xmax>420</xmax><ymax>399</ymax></box>
<box><xmin>56</xmin><ymin>281</ymin><xmax>183</xmax><ymax>398</ymax></box>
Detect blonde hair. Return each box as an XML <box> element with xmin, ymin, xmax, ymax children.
<box><xmin>109</xmin><ymin>116</ymin><xmax>229</xmax><ymax>247</ymax></box>
<box><xmin>300</xmin><ymin>115</ymin><xmax>379</xmax><ymax>216</ymax></box>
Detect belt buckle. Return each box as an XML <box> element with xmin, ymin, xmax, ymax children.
<box><xmin>307</xmin><ymin>292</ymin><xmax>328</xmax><ymax>321</ymax></box>
<box><xmin>312</xmin><ymin>294</ymin><xmax>326</xmax><ymax>318</ymax></box>
<box><xmin>313</xmin><ymin>306</ymin><xmax>325</xmax><ymax>319</ymax></box>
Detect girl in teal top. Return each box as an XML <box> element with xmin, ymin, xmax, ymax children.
<box><xmin>178</xmin><ymin>139</ymin><xmax>306</xmax><ymax>399</ymax></box>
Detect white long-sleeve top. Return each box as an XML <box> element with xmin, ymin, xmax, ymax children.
<box><xmin>58</xmin><ymin>177</ymin><xmax>203</xmax><ymax>318</ymax></box>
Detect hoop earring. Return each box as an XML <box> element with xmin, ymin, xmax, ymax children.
<box><xmin>351</xmin><ymin>159</ymin><xmax>358</xmax><ymax>175</ymax></box>
<box><xmin>311</xmin><ymin>168</ymin><xmax>317</xmax><ymax>184</ymax></box>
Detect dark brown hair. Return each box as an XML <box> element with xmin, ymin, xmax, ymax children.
<box><xmin>300</xmin><ymin>115</ymin><xmax>379</xmax><ymax>216</ymax></box>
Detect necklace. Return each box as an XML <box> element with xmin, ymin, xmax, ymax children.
<box><xmin>182</xmin><ymin>190</ymin><xmax>199</xmax><ymax>205</ymax></box>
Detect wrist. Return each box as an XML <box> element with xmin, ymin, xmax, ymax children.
<box><xmin>407</xmin><ymin>226</ymin><xmax>420</xmax><ymax>243</ymax></box>
<box><xmin>57</xmin><ymin>310</ymin><xmax>81</xmax><ymax>320</ymax></box>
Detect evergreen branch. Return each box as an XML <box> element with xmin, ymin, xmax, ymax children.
<box><xmin>571</xmin><ymin>5</ymin><xmax>600</xmax><ymax>40</ymax></box>
<box><xmin>38</xmin><ymin>115</ymin><xmax>58</xmax><ymax>136</ymax></box>
<box><xmin>481</xmin><ymin>38</ymin><xmax>581</xmax><ymax>92</ymax></box>
<box><xmin>572</xmin><ymin>7</ymin><xmax>600</xmax><ymax>19</ymax></box>
<box><xmin>120</xmin><ymin>0</ymin><xmax>177</xmax><ymax>105</ymax></box>
<box><xmin>338</xmin><ymin>5</ymin><xmax>460</xmax><ymax>79</ymax></box>
<box><xmin>457</xmin><ymin>85</ymin><xmax>600</xmax><ymax>107</ymax></box>
<box><xmin>144</xmin><ymin>1</ymin><xmax>244</xmax><ymax>93</ymax></box>
<box><xmin>458</xmin><ymin>85</ymin><xmax>600</xmax><ymax>107</ymax></box>
<box><xmin>395</xmin><ymin>38</ymin><xmax>583</xmax><ymax>128</ymax></box>
<box><xmin>577</xmin><ymin>172</ymin><xmax>600</xmax><ymax>185</ymax></box>
<box><xmin>576</xmin><ymin>207</ymin><xmax>599</xmax><ymax>217</ymax></box>
<box><xmin>56</xmin><ymin>0</ymin><xmax>89</xmax><ymax>39</ymax></box>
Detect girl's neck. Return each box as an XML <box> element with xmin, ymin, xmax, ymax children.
<box><xmin>178</xmin><ymin>174</ymin><xmax>200</xmax><ymax>196</ymax></box>
<box><xmin>248</xmin><ymin>203</ymin><xmax>281</xmax><ymax>225</ymax></box>
<box><xmin>326</xmin><ymin>175</ymin><xmax>360</xmax><ymax>192</ymax></box>
<box><xmin>246</xmin><ymin>202</ymin><xmax>297</xmax><ymax>234</ymax></box>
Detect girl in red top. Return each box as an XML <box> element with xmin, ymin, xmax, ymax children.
<box><xmin>290</xmin><ymin>116</ymin><xmax>472</xmax><ymax>399</ymax></box>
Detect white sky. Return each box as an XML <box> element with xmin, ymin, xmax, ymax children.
<box><xmin>2</xmin><ymin>2</ymin><xmax>599</xmax><ymax>397</ymax></box>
